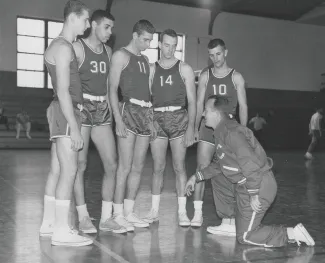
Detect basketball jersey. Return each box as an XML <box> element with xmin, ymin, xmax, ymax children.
<box><xmin>44</xmin><ymin>36</ymin><xmax>83</xmax><ymax>105</ymax></box>
<box><xmin>151</xmin><ymin>60</ymin><xmax>186</xmax><ymax>108</ymax></box>
<box><xmin>119</xmin><ymin>48</ymin><xmax>150</xmax><ymax>102</ymax></box>
<box><xmin>205</xmin><ymin>68</ymin><xmax>238</xmax><ymax>114</ymax></box>
<box><xmin>78</xmin><ymin>39</ymin><xmax>110</xmax><ymax>96</ymax></box>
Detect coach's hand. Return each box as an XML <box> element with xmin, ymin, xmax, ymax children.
<box><xmin>183</xmin><ymin>128</ymin><xmax>195</xmax><ymax>147</ymax></box>
<box><xmin>115</xmin><ymin>119</ymin><xmax>128</xmax><ymax>138</ymax></box>
<box><xmin>250</xmin><ymin>195</ymin><xmax>262</xmax><ymax>213</ymax></box>
<box><xmin>185</xmin><ymin>175</ymin><xmax>196</xmax><ymax>196</ymax></box>
<box><xmin>70</xmin><ymin>130</ymin><xmax>84</xmax><ymax>151</ymax></box>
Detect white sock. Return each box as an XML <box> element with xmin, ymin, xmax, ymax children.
<box><xmin>41</xmin><ymin>195</ymin><xmax>55</xmax><ymax>224</ymax></box>
<box><xmin>76</xmin><ymin>204</ymin><xmax>89</xmax><ymax>222</ymax></box>
<box><xmin>113</xmin><ymin>203</ymin><xmax>123</xmax><ymax>217</ymax></box>
<box><xmin>100</xmin><ymin>201</ymin><xmax>113</xmax><ymax>223</ymax></box>
<box><xmin>178</xmin><ymin>197</ymin><xmax>187</xmax><ymax>213</ymax></box>
<box><xmin>124</xmin><ymin>199</ymin><xmax>135</xmax><ymax>216</ymax></box>
<box><xmin>193</xmin><ymin>201</ymin><xmax>203</xmax><ymax>213</ymax></box>
<box><xmin>54</xmin><ymin>199</ymin><xmax>70</xmax><ymax>230</ymax></box>
<box><xmin>152</xmin><ymin>195</ymin><xmax>160</xmax><ymax>212</ymax></box>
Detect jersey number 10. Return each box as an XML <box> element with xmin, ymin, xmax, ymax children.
<box><xmin>213</xmin><ymin>84</ymin><xmax>227</xmax><ymax>95</ymax></box>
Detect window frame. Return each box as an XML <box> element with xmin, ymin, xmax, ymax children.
<box><xmin>16</xmin><ymin>16</ymin><xmax>63</xmax><ymax>89</ymax></box>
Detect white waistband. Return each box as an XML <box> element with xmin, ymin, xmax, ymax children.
<box><xmin>83</xmin><ymin>93</ymin><xmax>106</xmax><ymax>102</ymax></box>
<box><xmin>129</xmin><ymin>98</ymin><xmax>152</xmax><ymax>108</ymax></box>
<box><xmin>154</xmin><ymin>106</ymin><xmax>182</xmax><ymax>112</ymax></box>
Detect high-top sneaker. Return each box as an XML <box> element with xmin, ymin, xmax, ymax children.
<box><xmin>207</xmin><ymin>218</ymin><xmax>236</xmax><ymax>236</ymax></box>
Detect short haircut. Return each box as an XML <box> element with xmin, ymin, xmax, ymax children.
<box><xmin>64</xmin><ymin>0</ymin><xmax>89</xmax><ymax>20</ymax></box>
<box><xmin>133</xmin><ymin>20</ymin><xmax>155</xmax><ymax>36</ymax></box>
<box><xmin>317</xmin><ymin>108</ymin><xmax>323</xmax><ymax>114</ymax></box>
<box><xmin>207</xmin><ymin>38</ymin><xmax>226</xmax><ymax>50</ymax></box>
<box><xmin>207</xmin><ymin>95</ymin><xmax>232</xmax><ymax>114</ymax></box>
<box><xmin>91</xmin><ymin>9</ymin><xmax>115</xmax><ymax>24</ymax></box>
<box><xmin>160</xmin><ymin>29</ymin><xmax>178</xmax><ymax>42</ymax></box>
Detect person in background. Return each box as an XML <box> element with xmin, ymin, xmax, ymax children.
<box><xmin>16</xmin><ymin>108</ymin><xmax>32</xmax><ymax>139</ymax></box>
<box><xmin>249</xmin><ymin>113</ymin><xmax>267</xmax><ymax>144</ymax></box>
<box><xmin>0</xmin><ymin>100</ymin><xmax>10</xmax><ymax>131</ymax></box>
<box><xmin>305</xmin><ymin>108</ymin><xmax>323</xmax><ymax>160</ymax></box>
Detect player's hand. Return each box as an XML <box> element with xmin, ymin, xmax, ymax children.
<box><xmin>185</xmin><ymin>175</ymin><xmax>197</xmax><ymax>196</ymax></box>
<box><xmin>149</xmin><ymin>121</ymin><xmax>158</xmax><ymax>142</ymax></box>
<box><xmin>250</xmin><ymin>195</ymin><xmax>262</xmax><ymax>213</ymax></box>
<box><xmin>70</xmin><ymin>130</ymin><xmax>84</xmax><ymax>152</ymax></box>
<box><xmin>115</xmin><ymin>119</ymin><xmax>128</xmax><ymax>137</ymax></box>
<box><xmin>183</xmin><ymin>128</ymin><xmax>195</xmax><ymax>147</ymax></box>
<box><xmin>194</xmin><ymin>129</ymin><xmax>199</xmax><ymax>143</ymax></box>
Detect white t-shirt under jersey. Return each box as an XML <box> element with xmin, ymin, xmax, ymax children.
<box><xmin>310</xmin><ymin>112</ymin><xmax>322</xmax><ymax>130</ymax></box>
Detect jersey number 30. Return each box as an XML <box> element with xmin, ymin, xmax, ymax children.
<box><xmin>213</xmin><ymin>84</ymin><xmax>227</xmax><ymax>95</ymax></box>
<box><xmin>160</xmin><ymin>75</ymin><xmax>173</xmax><ymax>86</ymax></box>
<box><xmin>90</xmin><ymin>61</ymin><xmax>106</xmax><ymax>74</ymax></box>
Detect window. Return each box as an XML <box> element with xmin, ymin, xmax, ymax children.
<box><xmin>17</xmin><ymin>17</ymin><xmax>63</xmax><ymax>88</ymax></box>
<box><xmin>142</xmin><ymin>33</ymin><xmax>185</xmax><ymax>63</ymax></box>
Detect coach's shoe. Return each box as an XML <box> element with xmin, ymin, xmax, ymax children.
<box><xmin>207</xmin><ymin>218</ymin><xmax>236</xmax><ymax>237</ymax></box>
<box><xmin>79</xmin><ymin>216</ymin><xmax>97</xmax><ymax>234</ymax></box>
<box><xmin>51</xmin><ymin>228</ymin><xmax>93</xmax><ymax>247</ymax></box>
<box><xmin>179</xmin><ymin>212</ymin><xmax>191</xmax><ymax>227</ymax></box>
<box><xmin>126</xmin><ymin>213</ymin><xmax>149</xmax><ymax>228</ymax></box>
<box><xmin>99</xmin><ymin>218</ymin><xmax>127</xmax><ymax>234</ymax></box>
<box><xmin>191</xmin><ymin>211</ymin><xmax>203</xmax><ymax>227</ymax></box>
<box><xmin>114</xmin><ymin>215</ymin><xmax>135</xmax><ymax>232</ymax></box>
<box><xmin>288</xmin><ymin>223</ymin><xmax>315</xmax><ymax>246</ymax></box>
<box><xmin>142</xmin><ymin>209</ymin><xmax>159</xmax><ymax>224</ymax></box>
<box><xmin>39</xmin><ymin>221</ymin><xmax>53</xmax><ymax>237</ymax></box>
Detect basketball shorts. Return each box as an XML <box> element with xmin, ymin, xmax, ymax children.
<box><xmin>82</xmin><ymin>99</ymin><xmax>111</xmax><ymax>127</ymax></box>
<box><xmin>154</xmin><ymin>109</ymin><xmax>188</xmax><ymax>140</ymax></box>
<box><xmin>310</xmin><ymin>129</ymin><xmax>321</xmax><ymax>139</ymax></box>
<box><xmin>46</xmin><ymin>101</ymin><xmax>84</xmax><ymax>141</ymax></box>
<box><xmin>120</xmin><ymin>102</ymin><xmax>153</xmax><ymax>136</ymax></box>
<box><xmin>199</xmin><ymin>119</ymin><xmax>215</xmax><ymax>145</ymax></box>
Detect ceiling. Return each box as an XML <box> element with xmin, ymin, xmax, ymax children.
<box><xmin>143</xmin><ymin>0</ymin><xmax>325</xmax><ymax>24</ymax></box>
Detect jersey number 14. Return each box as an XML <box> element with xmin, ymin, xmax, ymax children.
<box><xmin>160</xmin><ymin>75</ymin><xmax>173</xmax><ymax>86</ymax></box>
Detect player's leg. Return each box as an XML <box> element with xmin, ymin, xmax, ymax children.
<box><xmin>26</xmin><ymin>122</ymin><xmax>32</xmax><ymax>139</ymax></box>
<box><xmin>113</xmin><ymin>133</ymin><xmax>136</xmax><ymax>232</ymax></box>
<box><xmin>170</xmin><ymin>136</ymin><xmax>191</xmax><ymax>226</ymax></box>
<box><xmin>15</xmin><ymin>122</ymin><xmax>21</xmax><ymax>139</ymax></box>
<box><xmin>74</xmin><ymin>126</ymin><xmax>96</xmax><ymax>233</ymax></box>
<box><xmin>40</xmin><ymin>142</ymin><xmax>60</xmax><ymax>237</ymax></box>
<box><xmin>52</xmin><ymin>137</ymin><xmax>93</xmax><ymax>246</ymax></box>
<box><xmin>143</xmin><ymin>138</ymin><xmax>168</xmax><ymax>223</ymax></box>
<box><xmin>124</xmin><ymin>135</ymin><xmax>151</xmax><ymax>227</ymax></box>
<box><xmin>191</xmin><ymin>141</ymin><xmax>215</xmax><ymax>227</ymax></box>
<box><xmin>91</xmin><ymin>125</ymin><xmax>126</xmax><ymax>233</ymax></box>
<box><xmin>305</xmin><ymin>131</ymin><xmax>318</xmax><ymax>159</ymax></box>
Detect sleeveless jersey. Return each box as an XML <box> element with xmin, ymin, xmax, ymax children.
<box><xmin>205</xmin><ymin>68</ymin><xmax>238</xmax><ymax>114</ymax></box>
<box><xmin>44</xmin><ymin>36</ymin><xmax>83</xmax><ymax>105</ymax></box>
<box><xmin>78</xmin><ymin>39</ymin><xmax>110</xmax><ymax>96</ymax></box>
<box><xmin>119</xmin><ymin>48</ymin><xmax>150</xmax><ymax>102</ymax></box>
<box><xmin>151</xmin><ymin>60</ymin><xmax>186</xmax><ymax>107</ymax></box>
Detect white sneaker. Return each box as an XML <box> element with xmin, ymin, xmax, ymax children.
<box><xmin>191</xmin><ymin>211</ymin><xmax>203</xmax><ymax>227</ymax></box>
<box><xmin>40</xmin><ymin>221</ymin><xmax>53</xmax><ymax>237</ymax></box>
<box><xmin>142</xmin><ymin>209</ymin><xmax>159</xmax><ymax>224</ymax></box>
<box><xmin>207</xmin><ymin>218</ymin><xmax>236</xmax><ymax>236</ymax></box>
<box><xmin>114</xmin><ymin>215</ymin><xmax>135</xmax><ymax>232</ymax></box>
<box><xmin>51</xmin><ymin>228</ymin><xmax>93</xmax><ymax>247</ymax></box>
<box><xmin>305</xmin><ymin>152</ymin><xmax>313</xmax><ymax>160</ymax></box>
<box><xmin>292</xmin><ymin>223</ymin><xmax>315</xmax><ymax>246</ymax></box>
<box><xmin>79</xmin><ymin>216</ymin><xmax>97</xmax><ymax>234</ymax></box>
<box><xmin>99</xmin><ymin>218</ymin><xmax>127</xmax><ymax>234</ymax></box>
<box><xmin>126</xmin><ymin>213</ymin><xmax>149</xmax><ymax>228</ymax></box>
<box><xmin>178</xmin><ymin>212</ymin><xmax>191</xmax><ymax>227</ymax></box>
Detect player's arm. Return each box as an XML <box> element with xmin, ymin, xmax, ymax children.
<box><xmin>55</xmin><ymin>43</ymin><xmax>83</xmax><ymax>149</ymax></box>
<box><xmin>195</xmin><ymin>71</ymin><xmax>208</xmax><ymax>131</ymax></box>
<box><xmin>109</xmin><ymin>50</ymin><xmax>128</xmax><ymax>136</ymax></box>
<box><xmin>234</xmin><ymin>72</ymin><xmax>248</xmax><ymax>126</ymax></box>
<box><xmin>104</xmin><ymin>45</ymin><xmax>113</xmax><ymax>113</ymax></box>
<box><xmin>148</xmin><ymin>63</ymin><xmax>155</xmax><ymax>94</ymax></box>
<box><xmin>181</xmin><ymin>62</ymin><xmax>196</xmax><ymax>146</ymax></box>
<box><xmin>72</xmin><ymin>40</ymin><xmax>84</xmax><ymax>67</ymax></box>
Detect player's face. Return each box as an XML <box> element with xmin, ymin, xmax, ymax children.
<box><xmin>94</xmin><ymin>18</ymin><xmax>114</xmax><ymax>43</ymax></box>
<box><xmin>73</xmin><ymin>10</ymin><xmax>90</xmax><ymax>36</ymax></box>
<box><xmin>159</xmin><ymin>35</ymin><xmax>177</xmax><ymax>59</ymax></box>
<box><xmin>208</xmin><ymin>45</ymin><xmax>227</xmax><ymax>68</ymax></box>
<box><xmin>134</xmin><ymin>31</ymin><xmax>153</xmax><ymax>51</ymax></box>
<box><xmin>203</xmin><ymin>99</ymin><xmax>220</xmax><ymax>129</ymax></box>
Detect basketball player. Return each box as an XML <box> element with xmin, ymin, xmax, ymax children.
<box><xmin>109</xmin><ymin>20</ymin><xmax>156</xmax><ymax>231</ymax></box>
<box><xmin>305</xmin><ymin>108</ymin><xmax>323</xmax><ymax>160</ymax></box>
<box><xmin>191</xmin><ymin>39</ymin><xmax>248</xmax><ymax>233</ymax></box>
<box><xmin>142</xmin><ymin>29</ymin><xmax>196</xmax><ymax>226</ymax></box>
<box><xmin>39</xmin><ymin>0</ymin><xmax>93</xmax><ymax>246</ymax></box>
<box><xmin>186</xmin><ymin>95</ymin><xmax>315</xmax><ymax>248</ymax></box>
<box><xmin>72</xmin><ymin>10</ymin><xmax>126</xmax><ymax>234</ymax></box>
